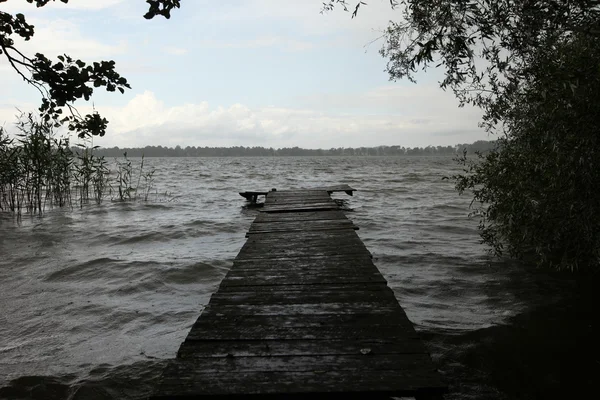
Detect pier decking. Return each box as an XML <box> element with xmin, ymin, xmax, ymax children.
<box><xmin>152</xmin><ymin>187</ymin><xmax>445</xmax><ymax>399</ymax></box>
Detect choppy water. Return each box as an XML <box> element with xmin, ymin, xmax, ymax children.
<box><xmin>0</xmin><ymin>156</ymin><xmax>590</xmax><ymax>399</ymax></box>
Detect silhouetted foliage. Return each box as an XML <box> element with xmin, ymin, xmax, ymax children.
<box><xmin>0</xmin><ymin>0</ymin><xmax>180</xmax><ymax>138</ymax></box>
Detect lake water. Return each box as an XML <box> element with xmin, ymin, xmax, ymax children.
<box><xmin>0</xmin><ymin>156</ymin><xmax>587</xmax><ymax>399</ymax></box>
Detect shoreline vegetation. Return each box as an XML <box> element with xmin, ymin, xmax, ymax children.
<box><xmin>0</xmin><ymin>119</ymin><xmax>157</xmax><ymax>216</ymax></box>
<box><xmin>82</xmin><ymin>140</ymin><xmax>495</xmax><ymax>157</ymax></box>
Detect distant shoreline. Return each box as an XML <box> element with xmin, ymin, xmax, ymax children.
<box><xmin>81</xmin><ymin>140</ymin><xmax>495</xmax><ymax>158</ymax></box>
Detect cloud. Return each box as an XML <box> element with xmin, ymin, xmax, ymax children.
<box><xmin>58</xmin><ymin>88</ymin><xmax>485</xmax><ymax>149</ymax></box>
<box><xmin>0</xmin><ymin>85</ymin><xmax>487</xmax><ymax>149</ymax></box>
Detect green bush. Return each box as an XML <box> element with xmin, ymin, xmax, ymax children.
<box><xmin>454</xmin><ymin>34</ymin><xmax>600</xmax><ymax>271</ymax></box>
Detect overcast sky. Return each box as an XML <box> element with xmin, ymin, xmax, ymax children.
<box><xmin>0</xmin><ymin>0</ymin><xmax>488</xmax><ymax>149</ymax></box>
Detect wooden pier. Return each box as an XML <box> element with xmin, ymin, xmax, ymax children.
<box><xmin>152</xmin><ymin>186</ymin><xmax>445</xmax><ymax>399</ymax></box>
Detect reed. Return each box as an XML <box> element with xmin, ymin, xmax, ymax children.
<box><xmin>112</xmin><ymin>153</ymin><xmax>156</xmax><ymax>201</ymax></box>
<box><xmin>49</xmin><ymin>137</ymin><xmax>73</xmax><ymax>208</ymax></box>
<box><xmin>0</xmin><ymin>115</ymin><xmax>160</xmax><ymax>216</ymax></box>
<box><xmin>0</xmin><ymin>127</ymin><xmax>20</xmax><ymax>212</ymax></box>
<box><xmin>114</xmin><ymin>152</ymin><xmax>133</xmax><ymax>201</ymax></box>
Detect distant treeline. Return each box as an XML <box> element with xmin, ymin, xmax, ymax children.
<box><xmin>85</xmin><ymin>140</ymin><xmax>495</xmax><ymax>157</ymax></box>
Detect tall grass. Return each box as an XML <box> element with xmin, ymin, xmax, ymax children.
<box><xmin>112</xmin><ymin>153</ymin><xmax>157</xmax><ymax>202</ymax></box>
<box><xmin>72</xmin><ymin>140</ymin><xmax>110</xmax><ymax>206</ymax></box>
<box><xmin>0</xmin><ymin>114</ymin><xmax>157</xmax><ymax>216</ymax></box>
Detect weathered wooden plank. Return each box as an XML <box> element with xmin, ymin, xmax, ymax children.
<box><xmin>249</xmin><ymin>219</ymin><xmax>355</xmax><ymax>228</ymax></box>
<box><xmin>243</xmin><ymin>237</ymin><xmax>364</xmax><ymax>248</ymax></box>
<box><xmin>262</xmin><ymin>199</ymin><xmax>336</xmax><ymax>205</ymax></box>
<box><xmin>266</xmin><ymin>186</ymin><xmax>355</xmax><ymax>196</ymax></box>
<box><xmin>160</xmin><ymin>354</ymin><xmax>434</xmax><ymax>373</ymax></box>
<box><xmin>254</xmin><ymin>210</ymin><xmax>348</xmax><ymax>223</ymax></box>
<box><xmin>266</xmin><ymin>190</ymin><xmax>330</xmax><ymax>197</ymax></box>
<box><xmin>219</xmin><ymin>275</ymin><xmax>387</xmax><ymax>287</ymax></box>
<box><xmin>184</xmin><ymin>324</ymin><xmax>417</xmax><ymax>341</ymax></box>
<box><xmin>220</xmin><ymin>278</ymin><xmax>387</xmax><ymax>287</ymax></box>
<box><xmin>222</xmin><ymin>269</ymin><xmax>383</xmax><ymax>280</ymax></box>
<box><xmin>231</xmin><ymin>255</ymin><xmax>375</xmax><ymax>267</ymax></box>
<box><xmin>197</xmin><ymin>303</ymin><xmax>402</xmax><ymax>316</ymax></box>
<box><xmin>223</xmin><ymin>264</ymin><xmax>382</xmax><ymax>276</ymax></box>
<box><xmin>248</xmin><ymin>220</ymin><xmax>357</xmax><ymax>233</ymax></box>
<box><xmin>238</xmin><ymin>244</ymin><xmax>367</xmax><ymax>254</ymax></box>
<box><xmin>242</xmin><ymin>233</ymin><xmax>364</xmax><ymax>246</ymax></box>
<box><xmin>225</xmin><ymin>267</ymin><xmax>380</xmax><ymax>277</ymax></box>
<box><xmin>245</xmin><ymin>228</ymin><xmax>362</xmax><ymax>240</ymax></box>
<box><xmin>240</xmin><ymin>235</ymin><xmax>366</xmax><ymax>245</ymax></box>
<box><xmin>222</xmin><ymin>270</ymin><xmax>383</xmax><ymax>281</ymax></box>
<box><xmin>238</xmin><ymin>241</ymin><xmax>368</xmax><ymax>251</ymax></box>
<box><xmin>225</xmin><ymin>267</ymin><xmax>380</xmax><ymax>276</ymax></box>
<box><xmin>263</xmin><ymin>201</ymin><xmax>338</xmax><ymax>206</ymax></box>
<box><xmin>224</xmin><ymin>263</ymin><xmax>381</xmax><ymax>273</ymax></box>
<box><xmin>187</xmin><ymin>311</ymin><xmax>413</xmax><ymax>328</ymax></box>
<box><xmin>235</xmin><ymin>248</ymin><xmax>372</xmax><ymax>261</ymax></box>
<box><xmin>155</xmin><ymin>364</ymin><xmax>445</xmax><ymax>398</ymax></box>
<box><xmin>207</xmin><ymin>288</ymin><xmax>398</xmax><ymax>305</ymax></box>
<box><xmin>216</xmin><ymin>282</ymin><xmax>388</xmax><ymax>292</ymax></box>
<box><xmin>239</xmin><ymin>243</ymin><xmax>367</xmax><ymax>253</ymax></box>
<box><xmin>177</xmin><ymin>338</ymin><xmax>428</xmax><ymax>358</ymax></box>
<box><xmin>262</xmin><ymin>194</ymin><xmax>340</xmax><ymax>209</ymax></box>
<box><xmin>221</xmin><ymin>273</ymin><xmax>385</xmax><ymax>290</ymax></box>
<box><xmin>239</xmin><ymin>240</ymin><xmax>367</xmax><ymax>253</ymax></box>
<box><xmin>267</xmin><ymin>190</ymin><xmax>331</xmax><ymax>195</ymax></box>
<box><xmin>238</xmin><ymin>244</ymin><xmax>368</xmax><ymax>256</ymax></box>
<box><xmin>262</xmin><ymin>204</ymin><xmax>340</xmax><ymax>209</ymax></box>
<box><xmin>247</xmin><ymin>227</ymin><xmax>358</xmax><ymax>237</ymax></box>
<box><xmin>264</xmin><ymin>199</ymin><xmax>336</xmax><ymax>204</ymax></box>
<box><xmin>265</xmin><ymin>196</ymin><xmax>335</xmax><ymax>203</ymax></box>
<box><xmin>241</xmin><ymin>233</ymin><xmax>364</xmax><ymax>243</ymax></box>
<box><xmin>241</xmin><ymin>240</ymin><xmax>364</xmax><ymax>250</ymax></box>
<box><xmin>263</xmin><ymin>205</ymin><xmax>341</xmax><ymax>213</ymax></box>
<box><xmin>237</xmin><ymin>243</ymin><xmax>370</xmax><ymax>256</ymax></box>
<box><xmin>234</xmin><ymin>251</ymin><xmax>373</xmax><ymax>262</ymax></box>
<box><xmin>258</xmin><ymin>236</ymin><xmax>362</xmax><ymax>245</ymax></box>
<box><xmin>266</xmin><ymin>191</ymin><xmax>329</xmax><ymax>197</ymax></box>
<box><xmin>234</xmin><ymin>253</ymin><xmax>370</xmax><ymax>263</ymax></box>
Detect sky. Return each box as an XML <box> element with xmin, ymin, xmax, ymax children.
<box><xmin>0</xmin><ymin>0</ymin><xmax>488</xmax><ymax>149</ymax></box>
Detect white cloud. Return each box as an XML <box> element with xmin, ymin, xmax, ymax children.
<box><xmin>48</xmin><ymin>88</ymin><xmax>485</xmax><ymax>148</ymax></box>
<box><xmin>0</xmin><ymin>89</ymin><xmax>487</xmax><ymax>150</ymax></box>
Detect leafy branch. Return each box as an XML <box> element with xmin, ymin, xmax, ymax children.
<box><xmin>0</xmin><ymin>0</ymin><xmax>181</xmax><ymax>138</ymax></box>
